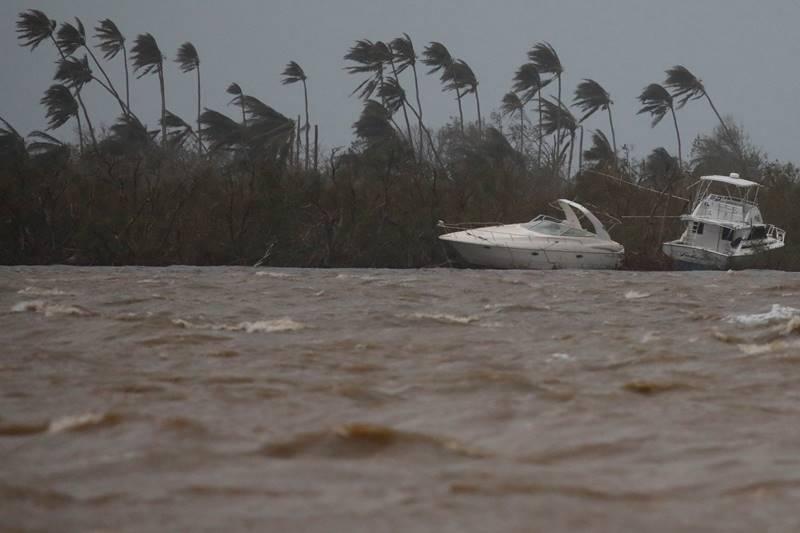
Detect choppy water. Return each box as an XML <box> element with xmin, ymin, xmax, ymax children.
<box><xmin>2</xmin><ymin>266</ymin><xmax>800</xmax><ymax>532</ymax></box>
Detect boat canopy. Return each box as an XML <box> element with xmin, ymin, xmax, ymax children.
<box><xmin>700</xmin><ymin>174</ymin><xmax>759</xmax><ymax>188</ymax></box>
<box><xmin>557</xmin><ymin>199</ymin><xmax>612</xmax><ymax>241</ymax></box>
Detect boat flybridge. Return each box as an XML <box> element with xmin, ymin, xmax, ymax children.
<box><xmin>662</xmin><ymin>173</ymin><xmax>786</xmax><ymax>269</ymax></box>
<box><xmin>438</xmin><ymin>199</ymin><xmax>624</xmax><ymax>269</ymax></box>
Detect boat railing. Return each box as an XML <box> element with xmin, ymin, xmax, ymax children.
<box><xmin>767</xmin><ymin>224</ymin><xmax>786</xmax><ymax>244</ymax></box>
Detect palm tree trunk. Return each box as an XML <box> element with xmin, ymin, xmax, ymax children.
<box><xmin>85</xmin><ymin>45</ymin><xmax>128</xmax><ymax>115</ymax></box>
<box><xmin>455</xmin><ymin>88</ymin><xmax>464</xmax><ymax>132</ymax></box>
<box><xmin>567</xmin><ymin>130</ymin><xmax>575</xmax><ymax>180</ymax></box>
<box><xmin>578</xmin><ymin>126</ymin><xmax>583</xmax><ymax>173</ymax></box>
<box><xmin>670</xmin><ymin>106</ymin><xmax>682</xmax><ymax>168</ymax></box>
<box><xmin>606</xmin><ymin>105</ymin><xmax>617</xmax><ymax>166</ymax></box>
<box><xmin>411</xmin><ymin>63</ymin><xmax>424</xmax><ymax>156</ymax></box>
<box><xmin>389</xmin><ymin>60</ymin><xmax>414</xmax><ymax>154</ymax></box>
<box><xmin>158</xmin><ymin>65</ymin><xmax>166</xmax><ymax>147</ymax></box>
<box><xmin>537</xmin><ymin>96</ymin><xmax>542</xmax><ymax>167</ymax></box>
<box><xmin>555</xmin><ymin>74</ymin><xmax>562</xmax><ymax>155</ymax></box>
<box><xmin>75</xmin><ymin>112</ymin><xmax>84</xmax><ymax>154</ymax></box>
<box><xmin>240</xmin><ymin>95</ymin><xmax>247</xmax><ymax>125</ymax></box>
<box><xmin>302</xmin><ymin>79</ymin><xmax>310</xmax><ymax>170</ymax></box>
<box><xmin>50</xmin><ymin>35</ymin><xmax>88</xmax><ymax>153</ymax></box>
<box><xmin>474</xmin><ymin>89</ymin><xmax>482</xmax><ymax>133</ymax></box>
<box><xmin>122</xmin><ymin>45</ymin><xmax>130</xmax><ymax>110</ymax></box>
<box><xmin>196</xmin><ymin>64</ymin><xmax>203</xmax><ymax>152</ymax></box>
<box><xmin>703</xmin><ymin>92</ymin><xmax>733</xmax><ymax>143</ymax></box>
<box><xmin>405</xmin><ymin>101</ymin><xmax>444</xmax><ymax>169</ymax></box>
<box><xmin>76</xmin><ymin>89</ymin><xmax>97</xmax><ymax>152</ymax></box>
<box><xmin>519</xmin><ymin>108</ymin><xmax>524</xmax><ymax>152</ymax></box>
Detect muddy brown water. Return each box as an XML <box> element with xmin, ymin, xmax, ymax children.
<box><xmin>2</xmin><ymin>266</ymin><xmax>800</xmax><ymax>532</ymax></box>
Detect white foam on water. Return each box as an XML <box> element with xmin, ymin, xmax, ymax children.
<box><xmin>17</xmin><ymin>287</ymin><xmax>72</xmax><ymax>296</ymax></box>
<box><xmin>549</xmin><ymin>352</ymin><xmax>573</xmax><ymax>361</ymax></box>
<box><xmin>48</xmin><ymin>412</ymin><xmax>107</xmax><ymax>433</ymax></box>
<box><xmin>737</xmin><ymin>339</ymin><xmax>800</xmax><ymax>355</ymax></box>
<box><xmin>641</xmin><ymin>331</ymin><xmax>659</xmax><ymax>343</ymax></box>
<box><xmin>255</xmin><ymin>271</ymin><xmax>291</xmax><ymax>278</ymax></box>
<box><xmin>725</xmin><ymin>304</ymin><xmax>800</xmax><ymax>327</ymax></box>
<box><xmin>11</xmin><ymin>300</ymin><xmax>92</xmax><ymax>317</ymax></box>
<box><xmin>399</xmin><ymin>312</ymin><xmax>481</xmax><ymax>325</ymax></box>
<box><xmin>172</xmin><ymin>317</ymin><xmax>306</xmax><ymax>333</ymax></box>
<box><xmin>624</xmin><ymin>290</ymin><xmax>651</xmax><ymax>300</ymax></box>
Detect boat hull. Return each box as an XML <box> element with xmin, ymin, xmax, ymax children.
<box><xmin>662</xmin><ymin>241</ymin><xmax>782</xmax><ymax>270</ymax></box>
<box><xmin>442</xmin><ymin>239</ymin><xmax>623</xmax><ymax>270</ymax></box>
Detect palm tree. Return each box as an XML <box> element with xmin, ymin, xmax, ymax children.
<box><xmin>513</xmin><ymin>63</ymin><xmax>548</xmax><ymax>165</ymax></box>
<box><xmin>664</xmin><ymin>65</ymin><xmax>733</xmax><ymax>142</ymax></box>
<box><xmin>500</xmin><ymin>92</ymin><xmax>525</xmax><ymax>151</ymax></box>
<box><xmin>226</xmin><ymin>83</ymin><xmax>247</xmax><ymax>124</ymax></box>
<box><xmin>131</xmin><ymin>33</ymin><xmax>166</xmax><ymax>146</ymax></box>
<box><xmin>529</xmin><ymin>42</ymin><xmax>563</xmax><ymax>149</ymax></box>
<box><xmin>199</xmin><ymin>109</ymin><xmax>244</xmax><ymax>152</ymax></box>
<box><xmin>176</xmin><ymin>42</ymin><xmax>203</xmax><ymax>151</ymax></box>
<box><xmin>40</xmin><ymin>84</ymin><xmax>79</xmax><ymax>133</ymax></box>
<box><xmin>16</xmin><ymin>9</ymin><xmax>94</xmax><ymax>152</ymax></box>
<box><xmin>281</xmin><ymin>61</ymin><xmax>310</xmax><ymax>168</ymax></box>
<box><xmin>379</xmin><ymin>77</ymin><xmax>443</xmax><ymax>167</ymax></box>
<box><xmin>573</xmin><ymin>79</ymin><xmax>616</xmax><ymax>160</ymax></box>
<box><xmin>0</xmin><ymin>116</ymin><xmax>28</xmax><ymax>164</ymax></box>
<box><xmin>344</xmin><ymin>39</ymin><xmax>390</xmax><ymax>101</ymax></box>
<box><xmin>27</xmin><ymin>130</ymin><xmax>69</xmax><ymax>160</ymax></box>
<box><xmin>56</xmin><ymin>17</ymin><xmax>127</xmax><ymax>115</ymax></box>
<box><xmin>53</xmin><ymin>56</ymin><xmax>98</xmax><ymax>150</ymax></box>
<box><xmin>162</xmin><ymin>110</ymin><xmax>199</xmax><ymax>149</ymax></box>
<box><xmin>637</xmin><ymin>83</ymin><xmax>682</xmax><ymax>166</ymax></box>
<box><xmin>540</xmin><ymin>98</ymin><xmax>578</xmax><ymax>179</ymax></box>
<box><xmin>353</xmin><ymin>100</ymin><xmax>395</xmax><ymax>145</ymax></box>
<box><xmin>95</xmin><ymin>19</ymin><xmax>130</xmax><ymax>110</ymax></box>
<box><xmin>421</xmin><ymin>42</ymin><xmax>464</xmax><ymax>132</ymax></box>
<box><xmin>447</xmin><ymin>60</ymin><xmax>481</xmax><ymax>132</ymax></box>
<box><xmin>390</xmin><ymin>34</ymin><xmax>425</xmax><ymax>151</ymax></box>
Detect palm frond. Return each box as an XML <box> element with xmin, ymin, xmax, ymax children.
<box><xmin>41</xmin><ymin>84</ymin><xmax>79</xmax><ymax>129</ymax></box>
<box><xmin>664</xmin><ymin>65</ymin><xmax>704</xmax><ymax>108</ymax></box>
<box><xmin>55</xmin><ymin>18</ymin><xmax>86</xmax><ymax>56</ymax></box>
<box><xmin>540</xmin><ymin>97</ymin><xmax>577</xmax><ymax>135</ymax></box>
<box><xmin>226</xmin><ymin>82</ymin><xmax>243</xmax><ymax>96</ymax></box>
<box><xmin>0</xmin><ymin>116</ymin><xmax>27</xmax><ymax>159</ymax></box>
<box><xmin>512</xmin><ymin>63</ymin><xmax>546</xmax><ymax>103</ymax></box>
<box><xmin>175</xmin><ymin>42</ymin><xmax>199</xmax><ymax>73</ymax></box>
<box><xmin>16</xmin><ymin>9</ymin><xmax>56</xmax><ymax>50</ymax></box>
<box><xmin>573</xmin><ymin>79</ymin><xmax>611</xmax><ymax>122</ymax></box>
<box><xmin>108</xmin><ymin>113</ymin><xmax>154</xmax><ymax>147</ymax></box>
<box><xmin>54</xmin><ymin>56</ymin><xmax>93</xmax><ymax>89</ymax></box>
<box><xmin>162</xmin><ymin>110</ymin><xmax>192</xmax><ymax>130</ymax></box>
<box><xmin>637</xmin><ymin>83</ymin><xmax>673</xmax><ymax>127</ymax></box>
<box><xmin>27</xmin><ymin>130</ymin><xmax>69</xmax><ymax>159</ymax></box>
<box><xmin>281</xmin><ymin>61</ymin><xmax>306</xmax><ymax>85</ymax></box>
<box><xmin>344</xmin><ymin>39</ymin><xmax>380</xmax><ymax>74</ymax></box>
<box><xmin>500</xmin><ymin>92</ymin><xmax>523</xmax><ymax>117</ymax></box>
<box><xmin>421</xmin><ymin>42</ymin><xmax>454</xmax><ymax>75</ymax></box>
<box><xmin>94</xmin><ymin>19</ymin><xmax>125</xmax><ymax>60</ymax></box>
<box><xmin>583</xmin><ymin>130</ymin><xmax>613</xmax><ymax>166</ymax></box>
<box><xmin>445</xmin><ymin>60</ymin><xmax>477</xmax><ymax>94</ymax></box>
<box><xmin>389</xmin><ymin>33</ymin><xmax>416</xmax><ymax>73</ymax></box>
<box><xmin>378</xmin><ymin>76</ymin><xmax>406</xmax><ymax>114</ymax></box>
<box><xmin>353</xmin><ymin>100</ymin><xmax>395</xmax><ymax>142</ymax></box>
<box><xmin>528</xmin><ymin>42</ymin><xmax>562</xmax><ymax>75</ymax></box>
<box><xmin>199</xmin><ymin>109</ymin><xmax>243</xmax><ymax>151</ymax></box>
<box><xmin>131</xmin><ymin>33</ymin><xmax>163</xmax><ymax>78</ymax></box>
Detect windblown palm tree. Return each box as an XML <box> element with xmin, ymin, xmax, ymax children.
<box><xmin>53</xmin><ymin>56</ymin><xmax>98</xmax><ymax>150</ymax></box>
<box><xmin>664</xmin><ymin>65</ymin><xmax>733</xmax><ymax>142</ymax></box>
<box><xmin>40</xmin><ymin>84</ymin><xmax>79</xmax><ymax>131</ymax></box>
<box><xmin>573</xmin><ymin>79</ymin><xmax>616</xmax><ymax>160</ymax></box>
<box><xmin>379</xmin><ymin>77</ymin><xmax>442</xmax><ymax>166</ymax></box>
<box><xmin>176</xmin><ymin>42</ymin><xmax>203</xmax><ymax>151</ymax></box>
<box><xmin>344</xmin><ymin>40</ymin><xmax>392</xmax><ymax>101</ymax></box>
<box><xmin>199</xmin><ymin>109</ymin><xmax>244</xmax><ymax>152</ymax></box>
<box><xmin>513</xmin><ymin>62</ymin><xmax>548</xmax><ymax>165</ymax></box>
<box><xmin>202</xmin><ymin>96</ymin><xmax>293</xmax><ymax>160</ymax></box>
<box><xmin>15</xmin><ymin>9</ymin><xmax>56</xmax><ymax>50</ymax></box>
<box><xmin>0</xmin><ymin>116</ymin><xmax>27</xmax><ymax>163</ymax></box>
<box><xmin>27</xmin><ymin>130</ymin><xmax>69</xmax><ymax>160</ymax></box>
<box><xmin>500</xmin><ymin>92</ymin><xmax>525</xmax><ymax>151</ymax></box>
<box><xmin>226</xmin><ymin>83</ymin><xmax>247</xmax><ymax>124</ymax></box>
<box><xmin>131</xmin><ymin>33</ymin><xmax>167</xmax><ymax>146</ymax></box>
<box><xmin>95</xmin><ymin>19</ymin><xmax>130</xmax><ymax>110</ymax></box>
<box><xmin>540</xmin><ymin>98</ymin><xmax>578</xmax><ymax>179</ymax></box>
<box><xmin>57</xmin><ymin>17</ymin><xmax>127</xmax><ymax>115</ymax></box>
<box><xmin>161</xmin><ymin>110</ymin><xmax>198</xmax><ymax>149</ymax></box>
<box><xmin>637</xmin><ymin>83</ymin><xmax>682</xmax><ymax>165</ymax></box>
<box><xmin>583</xmin><ymin>130</ymin><xmax>614</xmax><ymax>170</ymax></box>
<box><xmin>421</xmin><ymin>42</ymin><xmax>464</xmax><ymax>132</ymax></box>
<box><xmin>390</xmin><ymin>34</ymin><xmax>425</xmax><ymax>150</ymax></box>
<box><xmin>446</xmin><ymin>60</ymin><xmax>481</xmax><ymax>132</ymax></box>
<box><xmin>529</xmin><ymin>42</ymin><xmax>563</xmax><ymax>149</ymax></box>
<box><xmin>281</xmin><ymin>61</ymin><xmax>310</xmax><ymax>168</ymax></box>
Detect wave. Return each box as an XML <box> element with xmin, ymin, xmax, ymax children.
<box><xmin>172</xmin><ymin>317</ymin><xmax>306</xmax><ymax>333</ymax></box>
<box><xmin>396</xmin><ymin>312</ymin><xmax>480</xmax><ymax>325</ymax></box>
<box><xmin>17</xmin><ymin>287</ymin><xmax>73</xmax><ymax>296</ymax></box>
<box><xmin>48</xmin><ymin>412</ymin><xmax>123</xmax><ymax>433</ymax></box>
<box><xmin>261</xmin><ymin>423</ymin><xmax>486</xmax><ymax>461</ymax></box>
<box><xmin>10</xmin><ymin>300</ymin><xmax>94</xmax><ymax>317</ymax></box>
<box><xmin>725</xmin><ymin>304</ymin><xmax>800</xmax><ymax>327</ymax></box>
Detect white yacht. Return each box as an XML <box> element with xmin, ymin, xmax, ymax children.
<box><xmin>662</xmin><ymin>173</ymin><xmax>785</xmax><ymax>269</ymax></box>
<box><xmin>438</xmin><ymin>199</ymin><xmax>624</xmax><ymax>269</ymax></box>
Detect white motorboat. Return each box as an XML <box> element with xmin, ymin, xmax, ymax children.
<box><xmin>438</xmin><ymin>199</ymin><xmax>624</xmax><ymax>269</ymax></box>
<box><xmin>662</xmin><ymin>173</ymin><xmax>786</xmax><ymax>270</ymax></box>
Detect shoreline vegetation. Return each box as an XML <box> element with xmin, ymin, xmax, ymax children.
<box><xmin>3</xmin><ymin>10</ymin><xmax>800</xmax><ymax>269</ymax></box>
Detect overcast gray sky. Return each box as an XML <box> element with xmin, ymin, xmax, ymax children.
<box><xmin>3</xmin><ymin>0</ymin><xmax>800</xmax><ymax>165</ymax></box>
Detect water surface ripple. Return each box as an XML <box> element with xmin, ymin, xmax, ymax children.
<box><xmin>2</xmin><ymin>266</ymin><xmax>800</xmax><ymax>532</ymax></box>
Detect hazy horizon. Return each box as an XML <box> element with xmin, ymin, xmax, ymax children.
<box><xmin>3</xmin><ymin>0</ymin><xmax>799</xmax><ymax>167</ymax></box>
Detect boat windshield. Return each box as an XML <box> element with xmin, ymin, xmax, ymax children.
<box><xmin>522</xmin><ymin>216</ymin><xmax>595</xmax><ymax>237</ymax></box>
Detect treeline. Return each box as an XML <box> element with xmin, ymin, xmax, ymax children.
<box><xmin>2</xmin><ymin>10</ymin><xmax>800</xmax><ymax>268</ymax></box>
